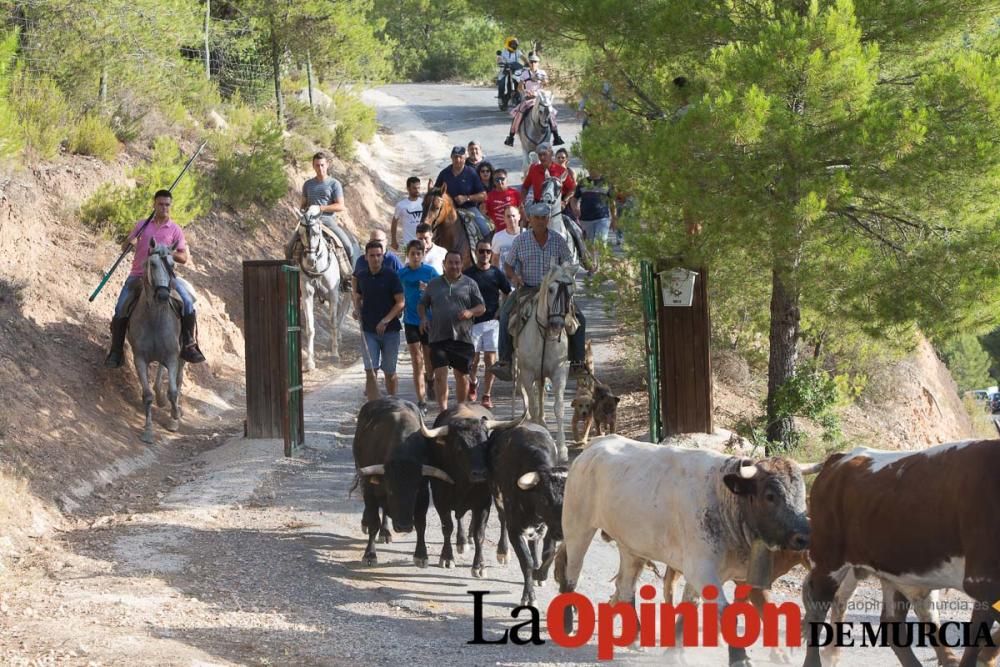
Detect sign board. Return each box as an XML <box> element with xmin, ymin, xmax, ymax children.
<box><xmin>660</xmin><ymin>268</ymin><xmax>698</xmax><ymax>307</ymax></box>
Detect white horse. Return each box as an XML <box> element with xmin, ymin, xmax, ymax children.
<box><xmin>295</xmin><ymin>212</ymin><xmax>350</xmax><ymax>371</ymax></box>
<box><xmin>514</xmin><ymin>259</ymin><xmax>579</xmax><ymax>461</ymax></box>
<box><xmin>517</xmin><ymin>89</ymin><xmax>555</xmax><ymax>172</ymax></box>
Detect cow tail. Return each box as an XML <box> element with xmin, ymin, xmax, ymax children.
<box><xmin>348</xmin><ymin>473</ymin><xmax>360</xmax><ymax>498</ymax></box>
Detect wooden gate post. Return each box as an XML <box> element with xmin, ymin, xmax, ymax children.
<box><xmin>657</xmin><ymin>265</ymin><xmax>713</xmax><ymax>435</ymax></box>
<box><xmin>242</xmin><ymin>260</ymin><xmax>304</xmax><ymax>455</ymax></box>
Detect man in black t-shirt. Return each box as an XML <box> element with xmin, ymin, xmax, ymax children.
<box><xmin>463</xmin><ymin>239</ymin><xmax>513</xmax><ymax>408</ymax></box>
<box><xmin>355</xmin><ymin>241</ymin><xmax>405</xmax><ymax>401</ymax></box>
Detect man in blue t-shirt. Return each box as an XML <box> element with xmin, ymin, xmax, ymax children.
<box><xmin>352</xmin><ymin>228</ymin><xmax>403</xmax><ymax>317</ymax></box>
<box><xmin>574</xmin><ymin>169</ymin><xmax>617</xmax><ymax>245</ymax></box>
<box><xmin>462</xmin><ymin>239</ymin><xmax>512</xmax><ymax>408</ymax></box>
<box><xmin>434</xmin><ymin>145</ymin><xmax>491</xmax><ymax>237</ymax></box>
<box><xmin>354</xmin><ymin>241</ymin><xmax>405</xmax><ymax>402</ymax></box>
<box><xmin>398</xmin><ymin>240</ymin><xmax>440</xmax><ymax>414</ymax></box>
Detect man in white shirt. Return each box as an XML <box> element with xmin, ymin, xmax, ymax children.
<box><xmin>491</xmin><ymin>205</ymin><xmax>522</xmax><ymax>269</ymax></box>
<box><xmin>415</xmin><ymin>223</ymin><xmax>447</xmax><ymax>274</ymax></box>
<box><xmin>390</xmin><ymin>176</ymin><xmax>424</xmax><ymax>251</ymax></box>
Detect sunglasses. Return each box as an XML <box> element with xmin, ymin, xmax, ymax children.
<box><xmin>477</xmin><ymin>248</ymin><xmax>492</xmax><ymax>254</ymax></box>
<box><xmin>495</xmin><ymin>176</ymin><xmax>507</xmax><ymax>181</ymax></box>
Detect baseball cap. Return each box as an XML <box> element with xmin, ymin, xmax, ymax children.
<box><xmin>451</xmin><ymin>145</ymin><xmax>466</xmax><ymax>157</ymax></box>
<box><xmin>527</xmin><ymin>202</ymin><xmax>550</xmax><ymax>217</ymax></box>
<box><xmin>528</xmin><ymin>53</ymin><xmax>540</xmax><ymax>62</ymax></box>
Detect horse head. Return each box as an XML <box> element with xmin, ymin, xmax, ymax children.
<box><xmin>540</xmin><ymin>172</ymin><xmax>564</xmax><ymax>211</ymax></box>
<box><xmin>534</xmin><ymin>90</ymin><xmax>553</xmax><ymax>126</ymax></box>
<box><xmin>144</xmin><ymin>239</ymin><xmax>176</xmax><ymax>304</ymax></box>
<box><xmin>537</xmin><ymin>257</ymin><xmax>578</xmax><ymax>336</ymax></box>
<box><xmin>420</xmin><ymin>183</ymin><xmax>456</xmax><ymax>230</ymax></box>
<box><xmin>297</xmin><ymin>212</ymin><xmax>327</xmax><ymax>274</ymax></box>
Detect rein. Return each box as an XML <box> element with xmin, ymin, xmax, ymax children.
<box><xmin>299</xmin><ymin>220</ymin><xmax>332</xmax><ymax>278</ymax></box>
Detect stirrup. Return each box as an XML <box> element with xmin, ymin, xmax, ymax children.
<box><xmin>504</xmin><ymin>135</ymin><xmax>515</xmax><ymax>147</ymax></box>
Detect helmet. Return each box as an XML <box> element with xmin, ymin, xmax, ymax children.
<box><xmin>505</xmin><ymin>36</ymin><xmax>519</xmax><ymax>51</ymax></box>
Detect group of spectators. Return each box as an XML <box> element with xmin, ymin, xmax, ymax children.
<box><xmin>354</xmin><ymin>137</ymin><xmax>615</xmax><ymax>414</ymax></box>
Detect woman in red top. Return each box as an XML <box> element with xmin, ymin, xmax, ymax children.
<box><xmin>482</xmin><ymin>168</ymin><xmax>521</xmax><ymax>233</ymax></box>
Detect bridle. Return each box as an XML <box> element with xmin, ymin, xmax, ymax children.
<box><xmin>298</xmin><ymin>216</ymin><xmax>332</xmax><ymax>278</ymax></box>
<box><xmin>524</xmin><ymin>94</ymin><xmax>553</xmax><ymax>146</ymax></box>
<box><xmin>535</xmin><ymin>268</ymin><xmax>575</xmax><ymax>340</ymax></box>
<box><xmin>145</xmin><ymin>246</ymin><xmax>175</xmax><ymax>304</ymax></box>
<box><xmin>421</xmin><ymin>189</ymin><xmax>455</xmax><ymax>232</ymax></box>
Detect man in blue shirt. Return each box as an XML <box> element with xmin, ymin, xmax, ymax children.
<box><xmin>355</xmin><ymin>241</ymin><xmax>405</xmax><ymax>401</ymax></box>
<box><xmin>352</xmin><ymin>229</ymin><xmax>403</xmax><ymax>318</ymax></box>
<box><xmin>398</xmin><ymin>240</ymin><xmax>440</xmax><ymax>414</ymax></box>
<box><xmin>434</xmin><ymin>145</ymin><xmax>491</xmax><ymax>237</ymax></box>
<box><xmin>463</xmin><ymin>239</ymin><xmax>512</xmax><ymax>409</ymax></box>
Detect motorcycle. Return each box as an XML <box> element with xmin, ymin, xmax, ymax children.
<box><xmin>496</xmin><ymin>53</ymin><xmax>523</xmax><ymax>111</ymax></box>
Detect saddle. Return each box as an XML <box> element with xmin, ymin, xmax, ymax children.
<box><xmin>122</xmin><ymin>278</ymin><xmax>197</xmax><ymax>320</ymax></box>
<box><xmin>456</xmin><ymin>209</ymin><xmax>493</xmax><ymax>256</ymax></box>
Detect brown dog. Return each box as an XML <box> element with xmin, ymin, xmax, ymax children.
<box><xmin>591</xmin><ymin>383</ymin><xmax>619</xmax><ymax>436</ymax></box>
<box><xmin>571</xmin><ymin>341</ymin><xmax>598</xmax><ymax>445</ymax></box>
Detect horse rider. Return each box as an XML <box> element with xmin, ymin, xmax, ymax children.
<box><xmin>433</xmin><ymin>145</ymin><xmax>492</xmax><ymax>238</ymax></box>
<box><xmin>488</xmin><ymin>201</ymin><xmax>587</xmax><ymax>382</ymax></box>
<box><xmin>496</xmin><ymin>37</ymin><xmax>525</xmax><ymax>96</ymax></box>
<box><xmin>503</xmin><ymin>53</ymin><xmax>565</xmax><ymax>148</ymax></box>
<box><xmin>522</xmin><ymin>142</ymin><xmax>576</xmax><ymax>210</ymax></box>
<box><xmin>285</xmin><ymin>151</ymin><xmax>361</xmax><ymax>264</ymax></box>
<box><xmin>104</xmin><ymin>189</ymin><xmax>205</xmax><ymax>368</ymax></box>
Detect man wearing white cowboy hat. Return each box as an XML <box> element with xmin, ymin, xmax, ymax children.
<box><xmin>504</xmin><ymin>52</ymin><xmax>565</xmax><ymax>148</ymax></box>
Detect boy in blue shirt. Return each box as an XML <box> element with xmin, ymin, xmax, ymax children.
<box><xmin>398</xmin><ymin>240</ymin><xmax>440</xmax><ymax>414</ymax></box>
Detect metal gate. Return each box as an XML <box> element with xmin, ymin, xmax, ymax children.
<box><xmin>242</xmin><ymin>260</ymin><xmax>305</xmax><ymax>456</ymax></box>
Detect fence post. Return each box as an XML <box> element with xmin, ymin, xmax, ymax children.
<box><xmin>640</xmin><ymin>260</ymin><xmax>661</xmax><ymax>442</ymax></box>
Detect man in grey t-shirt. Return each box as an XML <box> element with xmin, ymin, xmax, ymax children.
<box><xmin>285</xmin><ymin>152</ymin><xmax>361</xmax><ymax>263</ymax></box>
<box><xmin>418</xmin><ymin>251</ymin><xmax>485</xmax><ymax>411</ymax></box>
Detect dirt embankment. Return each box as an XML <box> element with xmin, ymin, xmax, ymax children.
<box><xmin>0</xmin><ymin>145</ymin><xmax>397</xmax><ymax>545</ymax></box>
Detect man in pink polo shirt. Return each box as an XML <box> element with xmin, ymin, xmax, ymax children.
<box><xmin>104</xmin><ymin>189</ymin><xmax>206</xmax><ymax>368</ymax></box>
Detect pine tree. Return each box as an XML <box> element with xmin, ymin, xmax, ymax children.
<box><xmin>493</xmin><ymin>0</ymin><xmax>1000</xmax><ymax>449</ymax></box>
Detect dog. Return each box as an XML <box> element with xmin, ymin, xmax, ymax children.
<box><xmin>572</xmin><ymin>341</ymin><xmax>620</xmax><ymax>446</ymax></box>
<box><xmin>591</xmin><ymin>383</ymin><xmax>619</xmax><ymax>437</ymax></box>
<box><xmin>571</xmin><ymin>385</ymin><xmax>596</xmax><ymax>445</ymax></box>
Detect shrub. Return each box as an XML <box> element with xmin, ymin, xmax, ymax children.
<box><xmin>212</xmin><ymin>115</ymin><xmax>287</xmax><ymax>210</ymax></box>
<box><xmin>69</xmin><ymin>114</ymin><xmax>121</xmax><ymax>161</ymax></box>
<box><xmin>0</xmin><ymin>30</ymin><xmax>21</xmax><ymax>159</ymax></box>
<box><xmin>330</xmin><ymin>91</ymin><xmax>377</xmax><ymax>160</ymax></box>
<box><xmin>286</xmin><ymin>98</ymin><xmax>334</xmax><ymax>149</ymax></box>
<box><xmin>80</xmin><ymin>136</ymin><xmax>209</xmax><ymax>238</ymax></box>
<box><xmin>11</xmin><ymin>71</ymin><xmax>70</xmax><ymax>160</ymax></box>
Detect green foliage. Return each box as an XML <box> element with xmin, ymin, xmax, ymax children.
<box><xmin>979</xmin><ymin>327</ymin><xmax>1000</xmax><ymax>381</ymax></box>
<box><xmin>330</xmin><ymin>91</ymin><xmax>377</xmax><ymax>160</ymax></box>
<box><xmin>69</xmin><ymin>114</ymin><xmax>121</xmax><ymax>161</ymax></box>
<box><xmin>80</xmin><ymin>137</ymin><xmax>209</xmax><ymax>238</ymax></box>
<box><xmin>374</xmin><ymin>0</ymin><xmax>503</xmax><ymax>80</ymax></box>
<box><xmin>11</xmin><ymin>71</ymin><xmax>71</xmax><ymax>160</ymax></box>
<box><xmin>211</xmin><ymin>115</ymin><xmax>287</xmax><ymax>210</ymax></box>
<box><xmin>286</xmin><ymin>99</ymin><xmax>335</xmax><ymax>149</ymax></box>
<box><xmin>940</xmin><ymin>334</ymin><xmax>993</xmax><ymax>392</ymax></box>
<box><xmin>0</xmin><ymin>29</ymin><xmax>20</xmax><ymax>158</ymax></box>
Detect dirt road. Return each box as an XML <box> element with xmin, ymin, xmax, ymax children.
<box><xmin>0</xmin><ymin>84</ymin><xmax>978</xmax><ymax>666</ymax></box>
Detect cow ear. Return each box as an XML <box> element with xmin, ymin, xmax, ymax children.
<box><xmin>614</xmin><ymin>396</ymin><xmax>621</xmax><ymax>404</ymax></box>
<box><xmin>723</xmin><ymin>474</ymin><xmax>757</xmax><ymax>496</ymax></box>
<box><xmin>517</xmin><ymin>471</ymin><xmax>540</xmax><ymax>490</ymax></box>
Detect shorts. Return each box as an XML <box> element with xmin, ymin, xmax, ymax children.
<box><xmin>470</xmin><ymin>320</ymin><xmax>499</xmax><ymax>353</ymax></box>
<box><xmin>362</xmin><ymin>330</ymin><xmax>401</xmax><ymax>375</ymax></box>
<box><xmin>404</xmin><ymin>323</ymin><xmax>428</xmax><ymax>346</ymax></box>
<box><xmin>429</xmin><ymin>339</ymin><xmax>475</xmax><ymax>374</ymax></box>
<box><xmin>580</xmin><ymin>217</ymin><xmax>612</xmax><ymax>243</ymax></box>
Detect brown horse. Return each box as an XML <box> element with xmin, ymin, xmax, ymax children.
<box><xmin>420</xmin><ymin>181</ymin><xmax>474</xmax><ymax>270</ymax></box>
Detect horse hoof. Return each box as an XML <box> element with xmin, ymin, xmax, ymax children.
<box><xmin>471</xmin><ymin>565</ymin><xmax>486</xmax><ymax>579</ymax></box>
<box><xmin>362</xmin><ymin>553</ymin><xmax>377</xmax><ymax>566</ymax></box>
<box><xmin>166</xmin><ymin>419</ymin><xmax>180</xmax><ymax>432</ymax></box>
<box><xmin>497</xmin><ymin>552</ymin><xmax>509</xmax><ymax>565</ymax></box>
<box><xmin>521</xmin><ymin>594</ymin><xmax>535</xmax><ymax>607</ymax></box>
<box><xmin>140</xmin><ymin>431</ymin><xmax>154</xmax><ymax>444</ymax></box>
<box><xmin>413</xmin><ymin>556</ymin><xmax>428</xmax><ymax>568</ymax></box>
<box><xmin>378</xmin><ymin>532</ymin><xmax>392</xmax><ymax>544</ymax></box>
<box><xmin>439</xmin><ymin>557</ymin><xmax>455</xmax><ymax>569</ymax></box>
<box><xmin>455</xmin><ymin>542</ymin><xmax>465</xmax><ymax>555</ymax></box>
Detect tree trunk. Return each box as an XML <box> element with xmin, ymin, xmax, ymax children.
<box><xmin>269</xmin><ymin>21</ymin><xmax>284</xmax><ymax>127</ymax></box>
<box><xmin>203</xmin><ymin>0</ymin><xmax>211</xmax><ymax>80</ymax></box>
<box><xmin>765</xmin><ymin>264</ymin><xmax>801</xmax><ymax>451</ymax></box>
<box><xmin>306</xmin><ymin>50</ymin><xmax>314</xmax><ymax>112</ymax></box>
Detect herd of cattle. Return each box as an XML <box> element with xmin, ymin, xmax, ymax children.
<box><xmin>352</xmin><ymin>397</ymin><xmax>1000</xmax><ymax>667</ymax></box>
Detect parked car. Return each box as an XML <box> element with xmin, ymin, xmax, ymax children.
<box><xmin>991</xmin><ymin>394</ymin><xmax>1000</xmax><ymax>414</ymax></box>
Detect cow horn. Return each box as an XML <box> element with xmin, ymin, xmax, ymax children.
<box><xmin>419</xmin><ymin>413</ymin><xmax>448</xmax><ymax>439</ymax></box>
<box><xmin>738</xmin><ymin>460</ymin><xmax>758</xmax><ymax>479</ymax></box>
<box><xmin>421</xmin><ymin>465</ymin><xmax>454</xmax><ymax>484</ymax></box>
<box><xmin>358</xmin><ymin>464</ymin><xmax>385</xmax><ymax>476</ymax></box>
<box><xmin>798</xmin><ymin>462</ymin><xmax>824</xmax><ymax>475</ymax></box>
<box><xmin>517</xmin><ymin>471</ymin><xmax>541</xmax><ymax>490</ymax></box>
<box><xmin>484</xmin><ymin>412</ymin><xmax>528</xmax><ymax>431</ymax></box>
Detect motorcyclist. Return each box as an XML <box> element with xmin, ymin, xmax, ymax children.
<box><xmin>496</xmin><ymin>37</ymin><xmax>525</xmax><ymax>103</ymax></box>
<box><xmin>504</xmin><ymin>53</ymin><xmax>565</xmax><ymax>147</ymax></box>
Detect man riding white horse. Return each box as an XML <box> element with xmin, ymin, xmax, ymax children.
<box><xmin>285</xmin><ymin>151</ymin><xmax>361</xmax><ymax>265</ymax></box>
<box><xmin>503</xmin><ymin>53</ymin><xmax>565</xmax><ymax>148</ymax></box>
<box><xmin>104</xmin><ymin>189</ymin><xmax>205</xmax><ymax>368</ymax></box>
<box><xmin>489</xmin><ymin>202</ymin><xmax>587</xmax><ymax>382</ymax></box>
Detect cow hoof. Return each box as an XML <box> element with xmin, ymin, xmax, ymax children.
<box><xmin>362</xmin><ymin>553</ymin><xmax>378</xmax><ymax>566</ymax></box>
<box><xmin>768</xmin><ymin>647</ymin><xmax>791</xmax><ymax>664</ymax></box>
<box><xmin>378</xmin><ymin>532</ymin><xmax>392</xmax><ymax>544</ymax></box>
<box><xmin>729</xmin><ymin>660</ymin><xmax>753</xmax><ymax>667</ymax></box>
<box><xmin>456</xmin><ymin>542</ymin><xmax>465</xmax><ymax>555</ymax></box>
<box><xmin>471</xmin><ymin>565</ymin><xmax>486</xmax><ymax>578</ymax></box>
<box><xmin>413</xmin><ymin>556</ymin><xmax>428</xmax><ymax>568</ymax></box>
<box><xmin>439</xmin><ymin>557</ymin><xmax>455</xmax><ymax>569</ymax></box>
<box><xmin>140</xmin><ymin>430</ymin><xmax>154</xmax><ymax>444</ymax></box>
<box><xmin>520</xmin><ymin>594</ymin><xmax>535</xmax><ymax>607</ymax></box>
<box><xmin>662</xmin><ymin>651</ymin><xmax>687</xmax><ymax>666</ymax></box>
<box><xmin>496</xmin><ymin>552</ymin><xmax>509</xmax><ymax>565</ymax></box>
<box><xmin>533</xmin><ymin>577</ymin><xmax>547</xmax><ymax>587</ymax></box>
<box><xmin>166</xmin><ymin>418</ymin><xmax>180</xmax><ymax>432</ymax></box>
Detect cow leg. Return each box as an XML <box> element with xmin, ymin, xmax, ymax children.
<box><xmin>533</xmin><ymin>532</ymin><xmax>556</xmax><ymax>585</ymax></box>
<box><xmin>745</xmin><ymin>588</ymin><xmax>792</xmax><ymax>664</ymax></box>
<box><xmin>433</xmin><ymin>492</ymin><xmax>456</xmax><ymax>569</ymax></box>
<box><xmin>361</xmin><ymin>485</ymin><xmax>381</xmax><ymax>566</ymax></box>
<box><xmin>552</xmin><ymin>369</ymin><xmax>568</xmax><ymax>461</ymax></box>
<box><xmin>685</xmin><ymin>568</ymin><xmax>752</xmax><ymax>667</ymax></box>
<box><xmin>469</xmin><ymin>502</ymin><xmax>490</xmax><ymax>579</ymax></box>
<box><xmin>413</xmin><ymin>485</ymin><xmax>430</xmax><ymax>568</ymax></box>
<box><xmin>610</xmin><ymin>548</ymin><xmax>644</xmax><ymax>606</ymax></box>
<box><xmin>818</xmin><ymin>567</ymin><xmax>860</xmax><ymax>667</ymax></box>
<box><xmin>904</xmin><ymin>587</ymin><xmax>959</xmax><ymax>667</ymax></box>
<box><xmin>554</xmin><ymin>526</ymin><xmax>597</xmax><ymax>634</ymax></box>
<box><xmin>803</xmin><ymin>568</ymin><xmax>841</xmax><ymax>667</ymax></box>
<box><xmin>378</xmin><ymin>511</ymin><xmax>392</xmax><ymax>544</ymax></box>
<box><xmin>455</xmin><ymin>510</ymin><xmax>468</xmax><ymax>555</ymax></box>
<box><xmin>494</xmin><ymin>496</ymin><xmax>510</xmax><ymax>565</ymax></box>
<box><xmin>882</xmin><ymin>588</ymin><xmax>922</xmax><ymax>667</ymax></box>
<box><xmin>962</xmin><ymin>568</ymin><xmax>1000</xmax><ymax>667</ymax></box>
<box><xmin>510</xmin><ymin>526</ymin><xmax>536</xmax><ymax>606</ymax></box>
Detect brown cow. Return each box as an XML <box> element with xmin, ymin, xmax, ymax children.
<box><xmin>803</xmin><ymin>440</ymin><xmax>1000</xmax><ymax>667</ymax></box>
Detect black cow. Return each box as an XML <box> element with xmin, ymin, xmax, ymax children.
<box><xmin>352</xmin><ymin>397</ymin><xmax>453</xmax><ymax>566</ymax></box>
<box><xmin>489</xmin><ymin>423</ymin><xmax>568</xmax><ymax>605</ymax></box>
<box><xmin>423</xmin><ymin>404</ymin><xmax>524</xmax><ymax>577</ymax></box>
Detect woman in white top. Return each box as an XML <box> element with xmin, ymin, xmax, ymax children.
<box><xmin>504</xmin><ymin>53</ymin><xmax>565</xmax><ymax>147</ymax></box>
